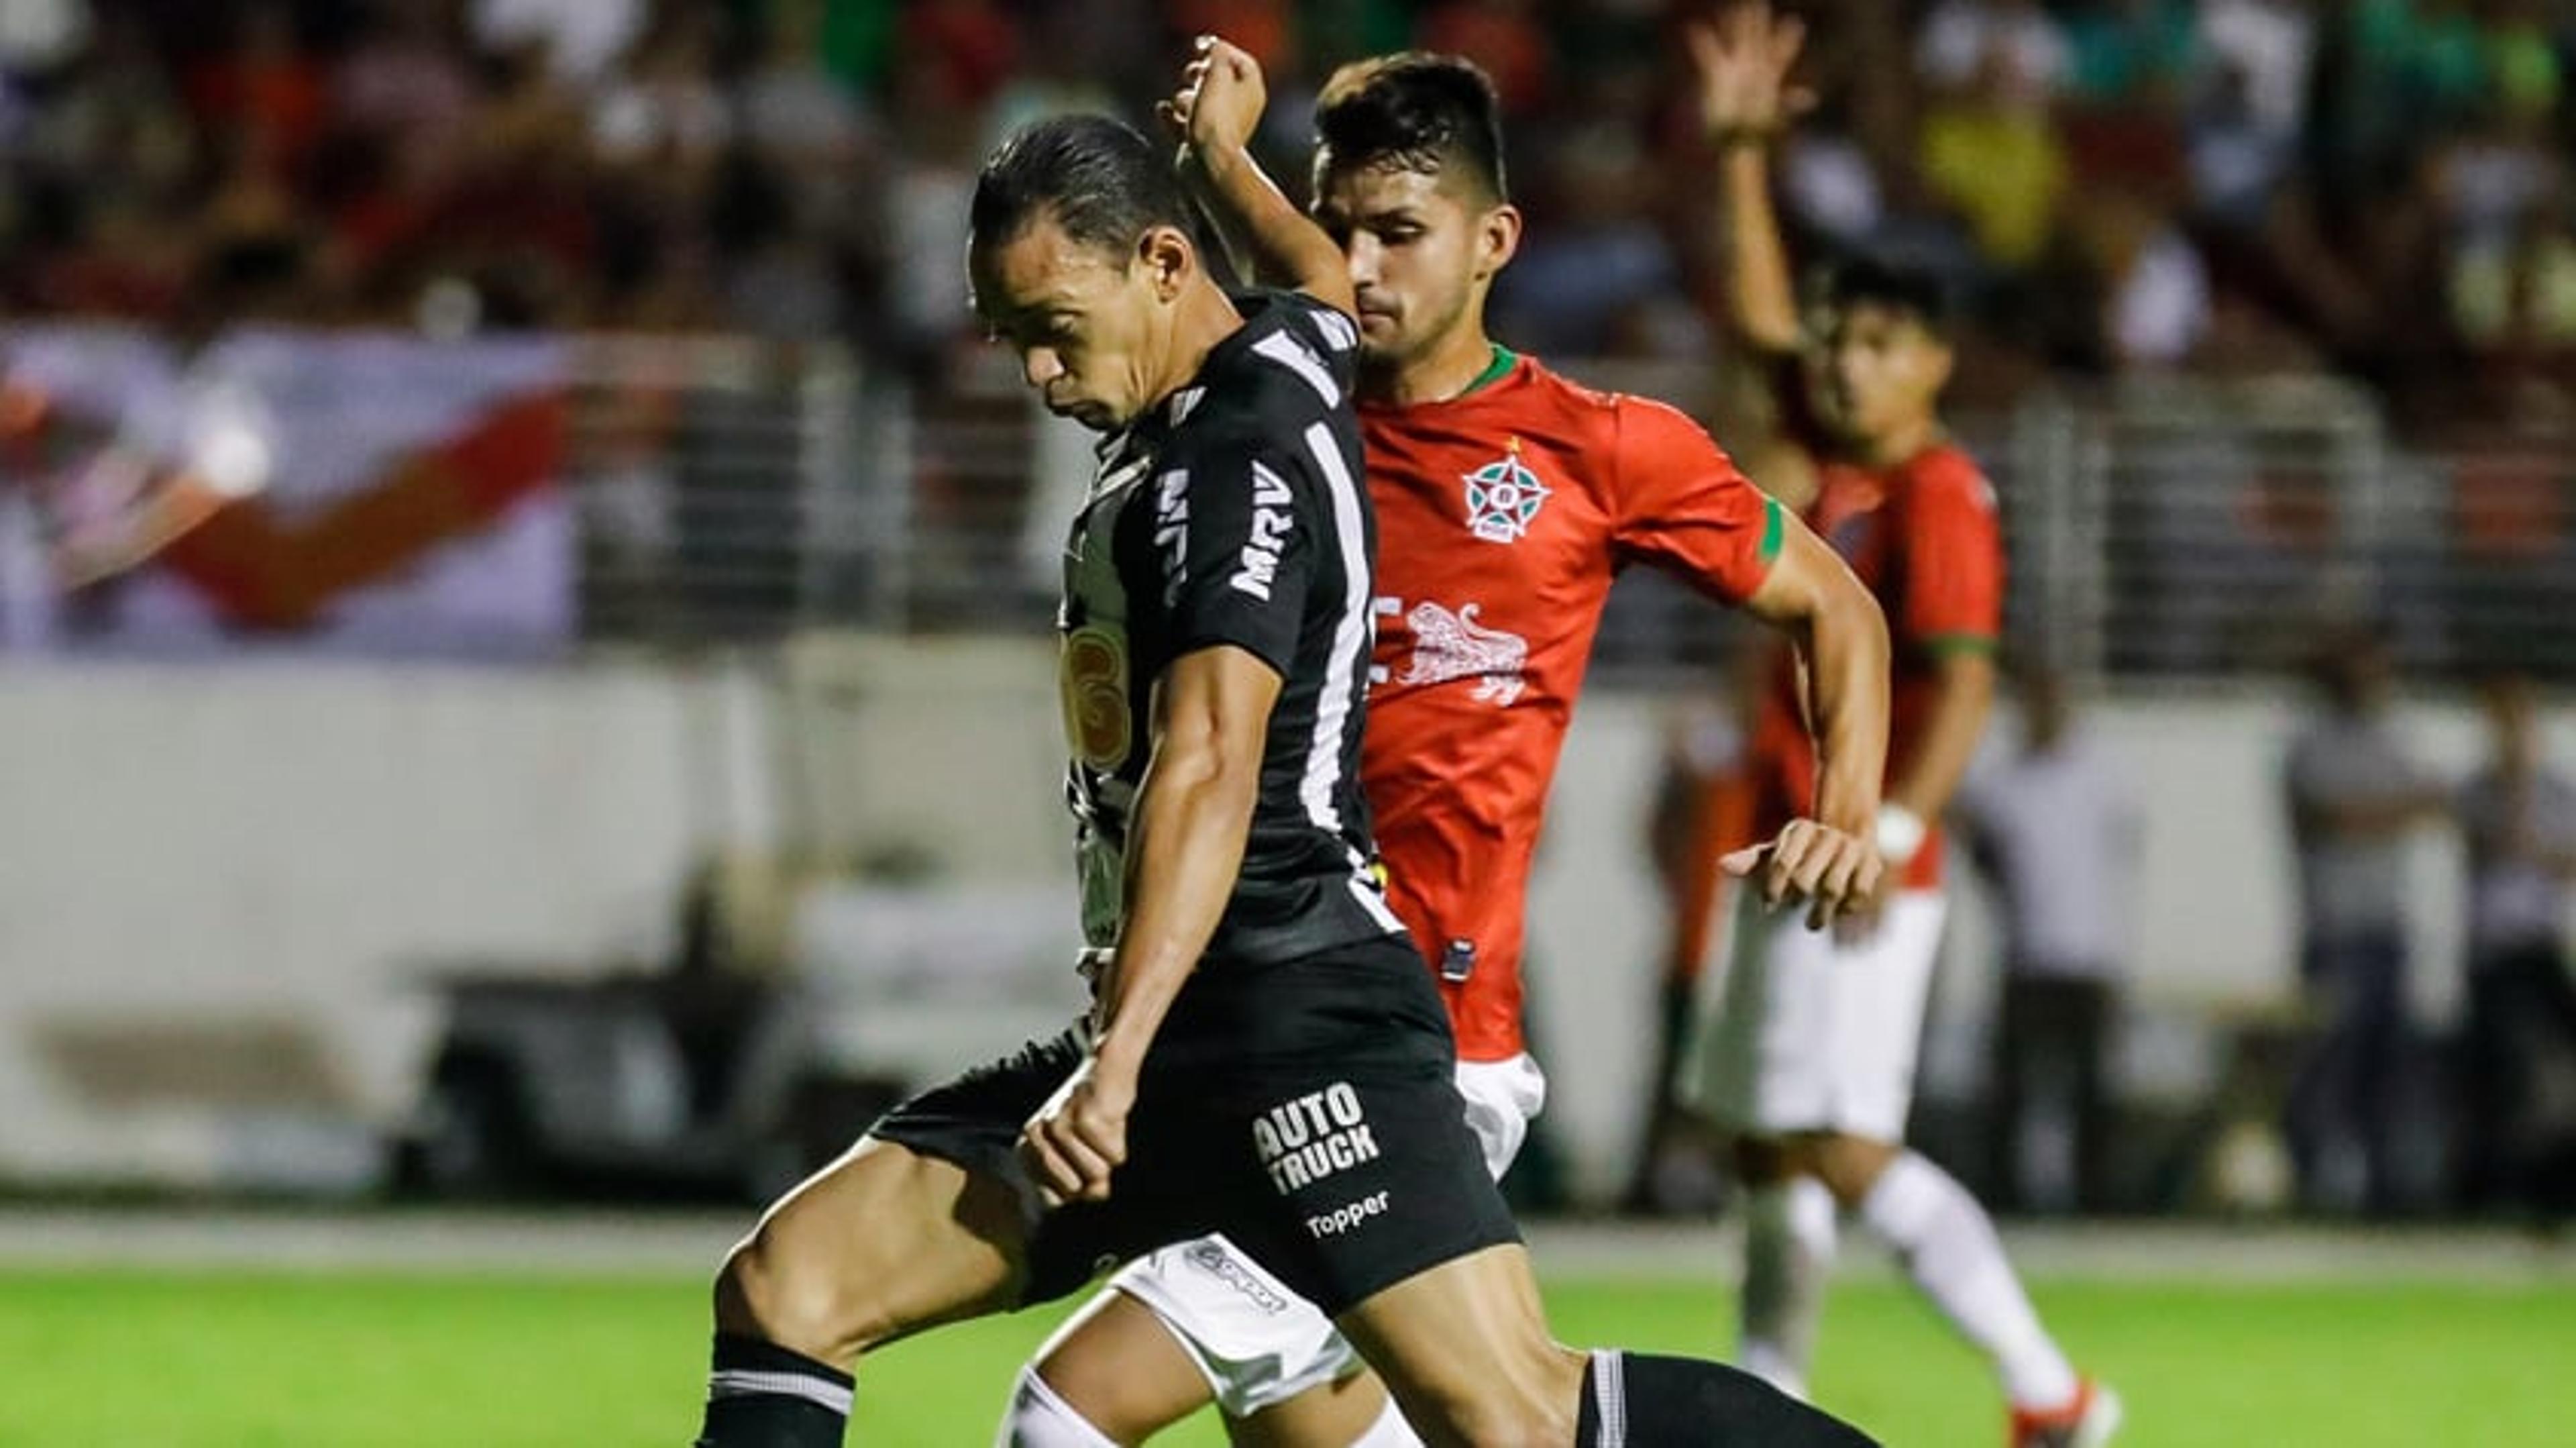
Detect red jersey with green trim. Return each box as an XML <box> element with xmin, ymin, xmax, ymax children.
<box><xmin>1752</xmin><ymin>443</ymin><xmax>2004</xmax><ymax>891</ymax></box>
<box><xmin>1362</xmin><ymin>352</ymin><xmax>1784</xmax><ymax>1061</ymax></box>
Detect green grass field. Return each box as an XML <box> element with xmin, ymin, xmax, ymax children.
<box><xmin>3</xmin><ymin>1268</ymin><xmax>2571</xmax><ymax>1447</ymax></box>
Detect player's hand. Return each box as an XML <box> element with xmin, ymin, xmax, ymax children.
<box><xmin>1721</xmin><ymin>817</ymin><xmax>1883</xmax><ymax>931</ymax></box>
<box><xmin>1158</xmin><ymin>35</ymin><xmax>1267</xmax><ymax>158</ymax></box>
<box><xmin>1831</xmin><ymin>864</ymin><xmax>1894</xmax><ymax>945</ymax></box>
<box><xmin>1686</xmin><ymin>3</ymin><xmax>1816</xmax><ymax>147</ymax></box>
<box><xmin>1018</xmin><ymin>1053</ymin><xmax>1136</xmax><ymax>1208</ymax></box>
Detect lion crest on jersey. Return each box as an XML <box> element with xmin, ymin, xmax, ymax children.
<box><xmin>1462</xmin><ymin>437</ymin><xmax>1550</xmax><ymax>544</ymax></box>
<box><xmin>1400</xmin><ymin>601</ymin><xmax>1527</xmax><ymax>705</ymax></box>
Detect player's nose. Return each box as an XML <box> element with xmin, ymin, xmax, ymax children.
<box><xmin>1344</xmin><ymin>236</ymin><xmax>1382</xmax><ymax>287</ymax></box>
<box><xmin>1022</xmin><ymin>347</ymin><xmax>1064</xmax><ymax>390</ymax></box>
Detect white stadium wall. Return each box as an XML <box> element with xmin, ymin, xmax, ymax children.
<box><xmin>0</xmin><ymin>645</ymin><xmax>2567</xmax><ymax>1200</ymax></box>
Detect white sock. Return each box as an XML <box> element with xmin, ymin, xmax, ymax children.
<box><xmin>995</xmin><ymin>1366</ymin><xmax>1120</xmax><ymax>1448</ymax></box>
<box><xmin>1858</xmin><ymin>1151</ymin><xmax>2079</xmax><ymax>1411</ymax></box>
<box><xmin>1345</xmin><ymin>1389</ymin><xmax>1424</xmax><ymax>1447</ymax></box>
<box><xmin>1737</xmin><ymin>1176</ymin><xmax>1839</xmax><ymax>1399</ymax></box>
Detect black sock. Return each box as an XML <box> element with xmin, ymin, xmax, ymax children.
<box><xmin>695</xmin><ymin>1333</ymin><xmax>853</xmax><ymax>1448</ymax></box>
<box><xmin>1576</xmin><ymin>1350</ymin><xmax>1880</xmax><ymax>1447</ymax></box>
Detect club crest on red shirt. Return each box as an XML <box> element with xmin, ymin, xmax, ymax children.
<box><xmin>1462</xmin><ymin>437</ymin><xmax>1550</xmax><ymax>544</ymax></box>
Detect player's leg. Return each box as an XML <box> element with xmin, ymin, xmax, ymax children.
<box><xmin>1800</xmin><ymin>894</ymin><xmax>2105</xmax><ymax>1440</ymax></box>
<box><xmin>1333</xmin><ymin>1242</ymin><xmax>1874</xmax><ymax>1447</ymax></box>
<box><xmin>1731</xmin><ymin>1133</ymin><xmax>1839</xmax><ymax>1398</ymax></box>
<box><xmin>1703</xmin><ymin>891</ymin><xmax>1844</xmax><ymax>1398</ymax></box>
<box><xmin>1230</xmin><ymin>1374</ymin><xmax>1409</xmax><ymax>1447</ymax></box>
<box><xmin>1011</xmin><ymin>1248</ymin><xmax>1405</xmax><ymax>1448</ymax></box>
<box><xmin>1007</xmin><ymin>1054</ymin><xmax>1549</xmax><ymax>1447</ymax></box>
<box><xmin>1006</xmin><ymin>1286</ymin><xmax>1212</xmax><ymax>1445</ymax></box>
<box><xmin>702</xmin><ymin>1137</ymin><xmax>1030</xmax><ymax>1447</ymax></box>
<box><xmin>704</xmin><ymin>1027</ymin><xmax>1144</xmax><ymax>1448</ymax></box>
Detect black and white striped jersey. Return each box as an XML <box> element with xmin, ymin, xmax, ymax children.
<box><xmin>1056</xmin><ymin>289</ymin><xmax>1402</xmax><ymax>967</ymax></box>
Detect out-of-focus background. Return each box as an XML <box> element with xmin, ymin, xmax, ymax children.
<box><xmin>3</xmin><ymin>2</ymin><xmax>2575</xmax><ymax>1443</ymax></box>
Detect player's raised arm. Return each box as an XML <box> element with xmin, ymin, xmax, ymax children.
<box><xmin>1162</xmin><ymin>36</ymin><xmax>1356</xmax><ymax>316</ymax></box>
<box><xmin>1690</xmin><ymin>3</ymin><xmax>1813</xmax><ymax>357</ymax></box>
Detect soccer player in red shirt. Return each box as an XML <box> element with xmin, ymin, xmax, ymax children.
<box><xmin>996</xmin><ymin>39</ymin><xmax>1894</xmax><ymax>1448</ymax></box>
<box><xmin>1687</xmin><ymin>9</ymin><xmax>2118</xmax><ymax>1447</ymax></box>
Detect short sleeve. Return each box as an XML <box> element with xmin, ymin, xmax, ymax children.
<box><xmin>1897</xmin><ymin>458</ymin><xmax>2004</xmax><ymax>650</ymax></box>
<box><xmin>1609</xmin><ymin>396</ymin><xmax>1784</xmax><ymax>605</ymax></box>
<box><xmin>1256</xmin><ymin>289</ymin><xmax>1361</xmax><ymax>399</ymax></box>
<box><xmin>1152</xmin><ymin>437</ymin><xmax>1317</xmax><ymax>678</ymax></box>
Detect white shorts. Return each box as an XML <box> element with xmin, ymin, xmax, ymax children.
<box><xmin>1102</xmin><ymin>1053</ymin><xmax>1546</xmax><ymax>1418</ymax></box>
<box><xmin>1693</xmin><ymin>888</ymin><xmax>1946</xmax><ymax>1143</ymax></box>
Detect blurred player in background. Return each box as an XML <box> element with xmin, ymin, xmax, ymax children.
<box><xmin>999</xmin><ymin>38</ymin><xmax>1893</xmax><ymax>1448</ymax></box>
<box><xmin>1688</xmin><ymin>7</ymin><xmax>2118</xmax><ymax>1447</ymax></box>
<box><xmin>2282</xmin><ymin>627</ymin><xmax>2447</xmax><ymax>1214</ymax></box>
<box><xmin>2453</xmin><ymin>670</ymin><xmax>2576</xmax><ymax>1216</ymax></box>
<box><xmin>1955</xmin><ymin>662</ymin><xmax>2140</xmax><ymax>1215</ymax></box>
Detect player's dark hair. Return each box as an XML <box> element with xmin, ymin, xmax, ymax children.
<box><xmin>1813</xmin><ymin>255</ymin><xmax>1953</xmax><ymax>338</ymax></box>
<box><xmin>1313</xmin><ymin>52</ymin><xmax>1508</xmax><ymax>203</ymax></box>
<box><xmin>970</xmin><ymin>115</ymin><xmax>1193</xmax><ymax>259</ymax></box>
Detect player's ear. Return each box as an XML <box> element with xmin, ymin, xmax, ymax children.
<box><xmin>1136</xmin><ymin>225</ymin><xmax>1193</xmax><ymax>302</ymax></box>
<box><xmin>1476</xmin><ymin>203</ymin><xmax>1523</xmax><ymax>280</ymax></box>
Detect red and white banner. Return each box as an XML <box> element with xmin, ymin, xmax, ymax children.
<box><xmin>2</xmin><ymin>327</ymin><xmax>573</xmax><ymax>657</ymax></box>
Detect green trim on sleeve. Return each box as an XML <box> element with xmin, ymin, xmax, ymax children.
<box><xmin>1758</xmin><ymin>495</ymin><xmax>1786</xmax><ymax>564</ymax></box>
<box><xmin>1919</xmin><ymin>633</ymin><xmax>2000</xmax><ymax>657</ymax></box>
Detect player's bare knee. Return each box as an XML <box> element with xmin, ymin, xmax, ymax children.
<box><xmin>715</xmin><ymin>1221</ymin><xmax>890</xmax><ymax>1363</ymax></box>
<box><xmin>1811</xmin><ymin>1134</ymin><xmax>1900</xmax><ymax>1207</ymax></box>
<box><xmin>1021</xmin><ymin>1353</ymin><xmax>1148</xmax><ymax>1443</ymax></box>
<box><xmin>1733</xmin><ymin>1133</ymin><xmax>1803</xmax><ymax>1186</ymax></box>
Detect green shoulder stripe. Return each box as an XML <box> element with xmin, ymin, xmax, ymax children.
<box><xmin>1919</xmin><ymin>633</ymin><xmax>2000</xmax><ymax>657</ymax></box>
<box><xmin>1758</xmin><ymin>495</ymin><xmax>1786</xmax><ymax>564</ymax></box>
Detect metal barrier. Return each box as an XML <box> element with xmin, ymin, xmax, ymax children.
<box><xmin>17</xmin><ymin>324</ymin><xmax>2566</xmax><ymax>682</ymax></box>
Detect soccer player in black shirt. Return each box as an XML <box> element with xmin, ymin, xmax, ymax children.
<box><xmin>692</xmin><ymin>111</ymin><xmax>1876</xmax><ymax>1447</ymax></box>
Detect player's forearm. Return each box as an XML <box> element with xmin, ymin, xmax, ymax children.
<box><xmin>1094</xmin><ymin>741</ymin><xmax>1260</xmax><ymax>1072</ymax></box>
<box><xmin>1186</xmin><ymin>142</ymin><xmax>1355</xmax><ymax>315</ymax></box>
<box><xmin>1796</xmin><ymin>578</ymin><xmax>1892</xmax><ymax>837</ymax></box>
<box><xmin>1890</xmin><ymin>651</ymin><xmax>1996</xmax><ymax>824</ymax></box>
<box><xmin>1717</xmin><ymin>143</ymin><xmax>1802</xmax><ymax>356</ymax></box>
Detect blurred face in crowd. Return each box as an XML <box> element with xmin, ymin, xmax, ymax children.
<box><xmin>970</xmin><ymin>213</ymin><xmax>1192</xmax><ymax>431</ymax></box>
<box><xmin>1806</xmin><ymin>300</ymin><xmax>1953</xmax><ymax>451</ymax></box>
<box><xmin>1311</xmin><ymin>158</ymin><xmax>1519</xmax><ymax>384</ymax></box>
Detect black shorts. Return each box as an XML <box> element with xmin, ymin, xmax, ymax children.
<box><xmin>867</xmin><ymin>933</ymin><xmax>1520</xmax><ymax>1317</ymax></box>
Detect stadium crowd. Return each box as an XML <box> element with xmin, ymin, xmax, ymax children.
<box><xmin>3</xmin><ymin>1</ymin><xmax>2574</xmax><ymax>433</ymax></box>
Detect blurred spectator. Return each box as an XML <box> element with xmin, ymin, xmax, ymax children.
<box><xmin>901</xmin><ymin>0</ymin><xmax>1020</xmax><ymax>113</ymax></box>
<box><xmin>2065</xmin><ymin>185</ymin><xmax>2212</xmax><ymax>369</ymax></box>
<box><xmin>335</xmin><ymin>0</ymin><xmax>478</xmax><ymax>179</ymax></box>
<box><xmin>2061</xmin><ymin>0</ymin><xmax>2197</xmax><ymax>107</ymax></box>
<box><xmin>590</xmin><ymin>9</ymin><xmax>733</xmax><ymax>172</ymax></box>
<box><xmin>1491</xmin><ymin>70</ymin><xmax>1684</xmax><ymax>358</ymax></box>
<box><xmin>737</xmin><ymin>0</ymin><xmax>875</xmax><ymax>172</ymax></box>
<box><xmin>2451</xmin><ymin>672</ymin><xmax>2576</xmax><ymax>1214</ymax></box>
<box><xmin>0</xmin><ymin>0</ymin><xmax>89</xmax><ymax>72</ymax></box>
<box><xmin>1917</xmin><ymin>0</ymin><xmax>2070</xmax><ymax>105</ymax></box>
<box><xmin>1957</xmin><ymin>664</ymin><xmax>2139</xmax><ymax>1214</ymax></box>
<box><xmin>183</xmin><ymin>1</ymin><xmax>326</xmax><ymax>169</ymax></box>
<box><xmin>472</xmin><ymin>0</ymin><xmax>645</xmax><ymax>86</ymax></box>
<box><xmin>1419</xmin><ymin>0</ymin><xmax>1549</xmax><ymax>110</ymax></box>
<box><xmin>1165</xmin><ymin>0</ymin><xmax>1295</xmax><ymax>74</ymax></box>
<box><xmin>2282</xmin><ymin>629</ymin><xmax>2450</xmax><ymax>1214</ymax></box>
<box><xmin>1919</xmin><ymin>40</ymin><xmax>2069</xmax><ymax>272</ymax></box>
